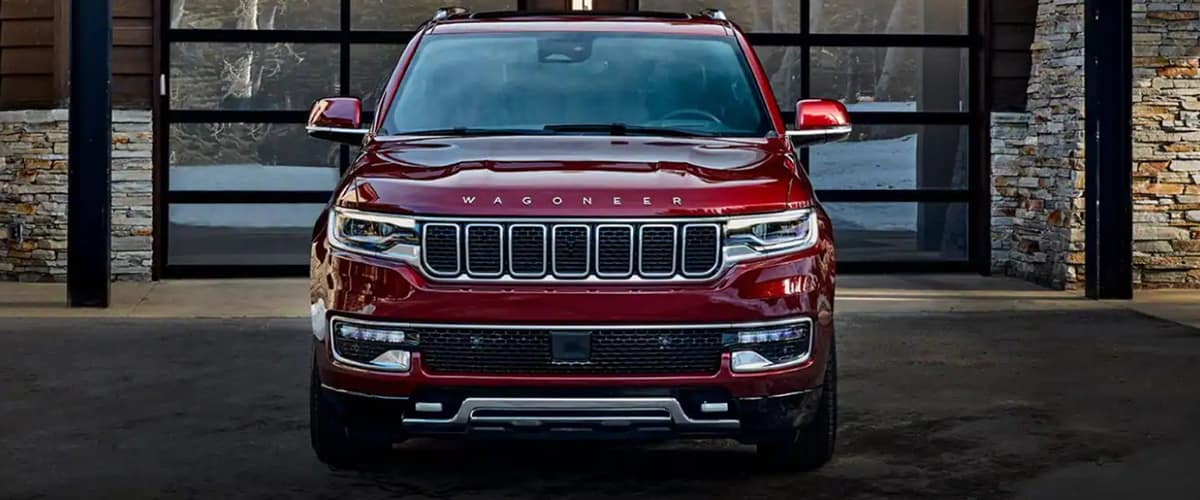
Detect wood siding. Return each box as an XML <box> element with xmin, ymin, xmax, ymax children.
<box><xmin>0</xmin><ymin>0</ymin><xmax>154</xmax><ymax>109</ymax></box>
<box><xmin>990</xmin><ymin>0</ymin><xmax>1037</xmax><ymax>112</ymax></box>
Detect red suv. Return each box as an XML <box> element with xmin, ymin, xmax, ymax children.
<box><xmin>306</xmin><ymin>8</ymin><xmax>849</xmax><ymax>470</ymax></box>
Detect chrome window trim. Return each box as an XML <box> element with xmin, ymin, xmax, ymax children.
<box><xmin>681</xmin><ymin>223</ymin><xmax>722</xmax><ymax>277</ymax></box>
<box><xmin>595</xmin><ymin>224</ymin><xmax>635</xmax><ymax>278</ymax></box>
<box><xmin>464</xmin><ymin>223</ymin><xmax>504</xmax><ymax>278</ymax></box>
<box><xmin>551</xmin><ymin>224</ymin><xmax>591</xmax><ymax>278</ymax></box>
<box><xmin>638</xmin><ymin>224</ymin><xmax>678</xmax><ymax>278</ymax></box>
<box><xmin>508</xmin><ymin>224</ymin><xmax>548</xmax><ymax>278</ymax></box>
<box><xmin>421</xmin><ymin>222</ymin><xmax>461</xmax><ymax>276</ymax></box>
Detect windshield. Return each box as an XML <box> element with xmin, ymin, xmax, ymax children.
<box><xmin>381</xmin><ymin>32</ymin><xmax>772</xmax><ymax>138</ymax></box>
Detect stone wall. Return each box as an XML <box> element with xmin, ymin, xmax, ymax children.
<box><xmin>989</xmin><ymin>0</ymin><xmax>1087</xmax><ymax>290</ymax></box>
<box><xmin>1131</xmin><ymin>2</ymin><xmax>1200</xmax><ymax>288</ymax></box>
<box><xmin>0</xmin><ymin>110</ymin><xmax>153</xmax><ymax>282</ymax></box>
<box><xmin>992</xmin><ymin>0</ymin><xmax>1200</xmax><ymax>289</ymax></box>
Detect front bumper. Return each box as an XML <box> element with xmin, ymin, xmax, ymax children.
<box><xmin>319</xmin><ymin>384</ymin><xmax>822</xmax><ymax>442</ymax></box>
<box><xmin>312</xmin><ymin>239</ymin><xmax>835</xmax><ymax>403</ymax></box>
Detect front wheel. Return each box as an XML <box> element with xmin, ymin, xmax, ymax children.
<box><xmin>756</xmin><ymin>338</ymin><xmax>837</xmax><ymax>471</ymax></box>
<box><xmin>310</xmin><ymin>366</ymin><xmax>388</xmax><ymax>467</ymax></box>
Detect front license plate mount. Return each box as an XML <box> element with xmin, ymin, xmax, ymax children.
<box><xmin>551</xmin><ymin>331</ymin><xmax>591</xmax><ymax>363</ymax></box>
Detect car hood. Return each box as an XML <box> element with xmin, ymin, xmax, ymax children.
<box><xmin>337</xmin><ymin>136</ymin><xmax>813</xmax><ymax>217</ymax></box>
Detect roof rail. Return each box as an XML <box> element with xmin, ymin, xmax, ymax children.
<box><xmin>699</xmin><ymin>9</ymin><xmax>728</xmax><ymax>21</ymax></box>
<box><xmin>433</xmin><ymin>6</ymin><xmax>470</xmax><ymax>21</ymax></box>
<box><xmin>468</xmin><ymin>11</ymin><xmax>692</xmax><ymax>20</ymax></box>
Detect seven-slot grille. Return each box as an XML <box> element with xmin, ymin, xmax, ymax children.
<box><xmin>419</xmin><ymin>327</ymin><xmax>726</xmax><ymax>375</ymax></box>
<box><xmin>422</xmin><ymin>222</ymin><xmax>722</xmax><ymax>280</ymax></box>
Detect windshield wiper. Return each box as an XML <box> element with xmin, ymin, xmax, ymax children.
<box><xmin>544</xmin><ymin>123</ymin><xmax>710</xmax><ymax>138</ymax></box>
<box><xmin>395</xmin><ymin>127</ymin><xmax>553</xmax><ymax>137</ymax></box>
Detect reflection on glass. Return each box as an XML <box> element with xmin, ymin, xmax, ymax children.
<box><xmin>351</xmin><ymin>0</ymin><xmax>517</xmax><ymax>30</ymax></box>
<box><xmin>810</xmin><ymin>46</ymin><xmax>968</xmax><ymax>112</ymax></box>
<box><xmin>639</xmin><ymin>0</ymin><xmax>800</xmax><ymax>32</ymax></box>
<box><xmin>809</xmin><ymin>125</ymin><xmax>968</xmax><ymax>190</ymax></box>
<box><xmin>753</xmin><ymin>46</ymin><xmax>805</xmax><ymax>110</ymax></box>
<box><xmin>170</xmin><ymin>43</ymin><xmax>339</xmax><ymax>111</ymax></box>
<box><xmin>168</xmin><ymin>204</ymin><xmax>326</xmax><ymax>266</ymax></box>
<box><xmin>170</xmin><ymin>0</ymin><xmax>340</xmax><ymax>30</ymax></box>
<box><xmin>811</xmin><ymin>0</ymin><xmax>968</xmax><ymax>34</ymax></box>
<box><xmin>825</xmin><ymin>202</ymin><xmax>968</xmax><ymax>262</ymax></box>
<box><xmin>169</xmin><ymin>123</ymin><xmax>341</xmax><ymax>192</ymax></box>
<box><xmin>351</xmin><ymin>44</ymin><xmax>408</xmax><ymax>111</ymax></box>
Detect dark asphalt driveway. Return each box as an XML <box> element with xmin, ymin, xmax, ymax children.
<box><xmin>3</xmin><ymin>309</ymin><xmax>1200</xmax><ymax>499</ymax></box>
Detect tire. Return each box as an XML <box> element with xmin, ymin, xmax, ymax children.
<box><xmin>756</xmin><ymin>338</ymin><xmax>837</xmax><ymax>472</ymax></box>
<box><xmin>310</xmin><ymin>366</ymin><xmax>388</xmax><ymax>468</ymax></box>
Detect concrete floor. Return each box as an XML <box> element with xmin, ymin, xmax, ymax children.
<box><xmin>1</xmin><ymin>276</ymin><xmax>1199</xmax><ymax>499</ymax></box>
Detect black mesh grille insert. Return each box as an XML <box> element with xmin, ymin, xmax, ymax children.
<box><xmin>639</xmin><ymin>226</ymin><xmax>676</xmax><ymax>275</ymax></box>
<box><xmin>466</xmin><ymin>225</ymin><xmax>502</xmax><ymax>276</ymax></box>
<box><xmin>596</xmin><ymin>226</ymin><xmax>633</xmax><ymax>276</ymax></box>
<box><xmin>419</xmin><ymin>327</ymin><xmax>724</xmax><ymax>375</ymax></box>
<box><xmin>553</xmin><ymin>226</ymin><xmax>589</xmax><ymax>276</ymax></box>
<box><xmin>509</xmin><ymin>225</ymin><xmax>546</xmax><ymax>276</ymax></box>
<box><xmin>683</xmin><ymin>225</ymin><xmax>719</xmax><ymax>275</ymax></box>
<box><xmin>424</xmin><ymin>224</ymin><xmax>459</xmax><ymax>274</ymax></box>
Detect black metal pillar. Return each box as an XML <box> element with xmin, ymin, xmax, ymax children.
<box><xmin>1084</xmin><ymin>0</ymin><xmax>1134</xmax><ymax>300</ymax></box>
<box><xmin>67</xmin><ymin>0</ymin><xmax>113</xmax><ymax>307</ymax></box>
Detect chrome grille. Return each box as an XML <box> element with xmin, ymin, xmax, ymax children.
<box><xmin>420</xmin><ymin>221</ymin><xmax>722</xmax><ymax>281</ymax></box>
<box><xmin>683</xmin><ymin>225</ymin><xmax>721</xmax><ymax>276</ymax></box>
<box><xmin>509</xmin><ymin>225</ymin><xmax>547</xmax><ymax>277</ymax></box>
<box><xmin>596</xmin><ymin>225</ymin><xmax>634</xmax><ymax>277</ymax></box>
<box><xmin>465</xmin><ymin>224</ymin><xmax>502</xmax><ymax>276</ymax></box>
<box><xmin>552</xmin><ymin>225</ymin><xmax>590</xmax><ymax>277</ymax></box>
<box><xmin>423</xmin><ymin>224</ymin><xmax>460</xmax><ymax>275</ymax></box>
<box><xmin>639</xmin><ymin>225</ymin><xmax>677</xmax><ymax>277</ymax></box>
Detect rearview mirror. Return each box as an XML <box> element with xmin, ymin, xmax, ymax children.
<box><xmin>307</xmin><ymin>97</ymin><xmax>367</xmax><ymax>145</ymax></box>
<box><xmin>786</xmin><ymin>99</ymin><xmax>852</xmax><ymax>148</ymax></box>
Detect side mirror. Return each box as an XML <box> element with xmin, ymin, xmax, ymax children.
<box><xmin>306</xmin><ymin>97</ymin><xmax>367</xmax><ymax>144</ymax></box>
<box><xmin>786</xmin><ymin>99</ymin><xmax>852</xmax><ymax>147</ymax></box>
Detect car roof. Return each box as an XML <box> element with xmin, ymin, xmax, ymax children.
<box><xmin>426</xmin><ymin>11</ymin><xmax>734</xmax><ymax>37</ymax></box>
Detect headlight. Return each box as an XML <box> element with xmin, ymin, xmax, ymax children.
<box><xmin>328</xmin><ymin>208</ymin><xmax>420</xmax><ymax>259</ymax></box>
<box><xmin>724</xmin><ymin>209</ymin><xmax>819</xmax><ymax>257</ymax></box>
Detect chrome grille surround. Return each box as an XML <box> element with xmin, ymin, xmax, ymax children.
<box><xmin>551</xmin><ymin>224</ymin><xmax>591</xmax><ymax>278</ymax></box>
<box><xmin>464</xmin><ymin>224</ymin><xmax>503</xmax><ymax>277</ymax></box>
<box><xmin>681</xmin><ymin>223</ymin><xmax>722</xmax><ymax>277</ymax></box>
<box><xmin>421</xmin><ymin>223</ymin><xmax>461</xmax><ymax>276</ymax></box>
<box><xmin>417</xmin><ymin>218</ymin><xmax>725</xmax><ymax>282</ymax></box>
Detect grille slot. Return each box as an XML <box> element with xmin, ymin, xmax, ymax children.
<box><xmin>423</xmin><ymin>224</ymin><xmax>460</xmax><ymax>275</ymax></box>
<box><xmin>419</xmin><ymin>327</ymin><xmax>724</xmax><ymax>375</ymax></box>
<box><xmin>419</xmin><ymin>221</ymin><xmax>723</xmax><ymax>280</ymax></box>
<box><xmin>552</xmin><ymin>225</ymin><xmax>590</xmax><ymax>277</ymax></box>
<box><xmin>596</xmin><ymin>225</ymin><xmax>634</xmax><ymax>277</ymax></box>
<box><xmin>466</xmin><ymin>225</ymin><xmax>503</xmax><ymax>277</ymax></box>
<box><xmin>509</xmin><ymin>225</ymin><xmax>547</xmax><ymax>277</ymax></box>
<box><xmin>683</xmin><ymin>225</ymin><xmax>720</xmax><ymax>276</ymax></box>
<box><xmin>639</xmin><ymin>225</ymin><xmax>677</xmax><ymax>276</ymax></box>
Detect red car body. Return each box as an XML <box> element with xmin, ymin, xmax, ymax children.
<box><xmin>306</xmin><ymin>9</ymin><xmax>845</xmax><ymax>469</ymax></box>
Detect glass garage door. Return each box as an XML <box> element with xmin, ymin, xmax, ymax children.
<box><xmin>642</xmin><ymin>0</ymin><xmax>984</xmax><ymax>272</ymax></box>
<box><xmin>161</xmin><ymin>0</ymin><xmax>518</xmax><ymax>277</ymax></box>
<box><xmin>161</xmin><ymin>0</ymin><xmax>983</xmax><ymax>276</ymax></box>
